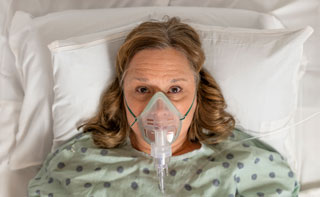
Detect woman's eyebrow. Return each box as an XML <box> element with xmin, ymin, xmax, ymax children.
<box><xmin>133</xmin><ymin>77</ymin><xmax>149</xmax><ymax>82</ymax></box>
<box><xmin>170</xmin><ymin>78</ymin><xmax>188</xmax><ymax>83</ymax></box>
<box><xmin>132</xmin><ymin>78</ymin><xmax>188</xmax><ymax>83</ymax></box>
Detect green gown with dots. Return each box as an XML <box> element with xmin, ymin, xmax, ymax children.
<box><xmin>28</xmin><ymin>129</ymin><xmax>299</xmax><ymax>197</ymax></box>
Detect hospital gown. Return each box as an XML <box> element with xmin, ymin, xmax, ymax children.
<box><xmin>28</xmin><ymin>129</ymin><xmax>299</xmax><ymax>197</ymax></box>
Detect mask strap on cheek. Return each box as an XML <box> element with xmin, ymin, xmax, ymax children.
<box><xmin>124</xmin><ymin>95</ymin><xmax>138</xmax><ymax>127</ymax></box>
<box><xmin>180</xmin><ymin>93</ymin><xmax>196</xmax><ymax>121</ymax></box>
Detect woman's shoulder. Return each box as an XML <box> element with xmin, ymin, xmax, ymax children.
<box><xmin>47</xmin><ymin>132</ymin><xmax>95</xmax><ymax>161</ymax></box>
<box><xmin>53</xmin><ymin>132</ymin><xmax>135</xmax><ymax>159</ymax></box>
<box><xmin>210</xmin><ymin>128</ymin><xmax>293</xmax><ymax>173</ymax></box>
<box><xmin>214</xmin><ymin>128</ymin><xmax>283</xmax><ymax>159</ymax></box>
<box><xmin>28</xmin><ymin>132</ymin><xmax>139</xmax><ymax>196</ymax></box>
<box><xmin>208</xmin><ymin>128</ymin><xmax>299</xmax><ymax>196</ymax></box>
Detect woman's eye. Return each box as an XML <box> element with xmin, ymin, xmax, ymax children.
<box><xmin>169</xmin><ymin>86</ymin><xmax>182</xmax><ymax>94</ymax></box>
<box><xmin>136</xmin><ymin>87</ymin><xmax>150</xmax><ymax>94</ymax></box>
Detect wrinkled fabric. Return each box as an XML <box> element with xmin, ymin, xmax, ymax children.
<box><xmin>28</xmin><ymin>129</ymin><xmax>299</xmax><ymax>197</ymax></box>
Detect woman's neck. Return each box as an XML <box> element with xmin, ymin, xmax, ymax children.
<box><xmin>129</xmin><ymin>132</ymin><xmax>201</xmax><ymax>156</ymax></box>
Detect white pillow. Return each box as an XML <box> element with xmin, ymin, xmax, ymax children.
<box><xmin>193</xmin><ymin>24</ymin><xmax>313</xmax><ymax>132</ymax></box>
<box><xmin>48</xmin><ymin>24</ymin><xmax>312</xmax><ymax>161</ymax></box>
<box><xmin>8</xmin><ymin>7</ymin><xmax>285</xmax><ymax>169</ymax></box>
<box><xmin>50</xmin><ymin>24</ymin><xmax>138</xmax><ymax>149</ymax></box>
<box><xmin>194</xmin><ymin>24</ymin><xmax>312</xmax><ymax>166</ymax></box>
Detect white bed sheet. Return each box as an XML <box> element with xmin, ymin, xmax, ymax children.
<box><xmin>1</xmin><ymin>0</ymin><xmax>319</xmax><ymax>196</ymax></box>
<box><xmin>295</xmin><ymin>69</ymin><xmax>320</xmax><ymax>193</ymax></box>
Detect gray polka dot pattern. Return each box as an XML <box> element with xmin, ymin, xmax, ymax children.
<box><xmin>288</xmin><ymin>171</ymin><xmax>294</xmax><ymax>178</ymax></box>
<box><xmin>66</xmin><ymin>145</ymin><xmax>72</xmax><ymax>151</ymax></box>
<box><xmin>276</xmin><ymin>188</ymin><xmax>282</xmax><ymax>194</ymax></box>
<box><xmin>104</xmin><ymin>182</ymin><xmax>111</xmax><ymax>188</ymax></box>
<box><xmin>76</xmin><ymin>166</ymin><xmax>83</xmax><ymax>172</ymax></box>
<box><xmin>196</xmin><ymin>169</ymin><xmax>202</xmax><ymax>174</ymax></box>
<box><xmin>117</xmin><ymin>166</ymin><xmax>124</xmax><ymax>173</ymax></box>
<box><xmin>57</xmin><ymin>162</ymin><xmax>65</xmax><ymax>169</ymax></box>
<box><xmin>234</xmin><ymin>176</ymin><xmax>240</xmax><ymax>183</ymax></box>
<box><xmin>131</xmin><ymin>181</ymin><xmax>138</xmax><ymax>190</ymax></box>
<box><xmin>237</xmin><ymin>162</ymin><xmax>244</xmax><ymax>169</ymax></box>
<box><xmin>226</xmin><ymin>153</ymin><xmax>234</xmax><ymax>160</ymax></box>
<box><xmin>251</xmin><ymin>174</ymin><xmax>257</xmax><ymax>180</ymax></box>
<box><xmin>84</xmin><ymin>183</ymin><xmax>92</xmax><ymax>188</ymax></box>
<box><xmin>81</xmin><ymin>147</ymin><xmax>87</xmax><ymax>153</ymax></box>
<box><xmin>184</xmin><ymin>184</ymin><xmax>192</xmax><ymax>191</ymax></box>
<box><xmin>269</xmin><ymin>172</ymin><xmax>276</xmax><ymax>178</ymax></box>
<box><xmin>28</xmin><ymin>130</ymin><xmax>299</xmax><ymax>196</ymax></box>
<box><xmin>223</xmin><ymin>162</ymin><xmax>230</xmax><ymax>168</ymax></box>
<box><xmin>208</xmin><ymin>157</ymin><xmax>215</xmax><ymax>162</ymax></box>
<box><xmin>65</xmin><ymin>178</ymin><xmax>70</xmax><ymax>186</ymax></box>
<box><xmin>242</xmin><ymin>143</ymin><xmax>250</xmax><ymax>148</ymax></box>
<box><xmin>143</xmin><ymin>168</ymin><xmax>150</xmax><ymax>174</ymax></box>
<box><xmin>257</xmin><ymin>192</ymin><xmax>264</xmax><ymax>197</ymax></box>
<box><xmin>269</xmin><ymin>155</ymin><xmax>274</xmax><ymax>161</ymax></box>
<box><xmin>100</xmin><ymin>149</ymin><xmax>108</xmax><ymax>156</ymax></box>
<box><xmin>212</xmin><ymin>179</ymin><xmax>220</xmax><ymax>186</ymax></box>
<box><xmin>48</xmin><ymin>177</ymin><xmax>53</xmax><ymax>184</ymax></box>
<box><xmin>170</xmin><ymin>169</ymin><xmax>176</xmax><ymax>176</ymax></box>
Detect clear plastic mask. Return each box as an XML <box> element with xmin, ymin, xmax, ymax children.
<box><xmin>125</xmin><ymin>91</ymin><xmax>195</xmax><ymax>193</ymax></box>
<box><xmin>139</xmin><ymin>92</ymin><xmax>183</xmax><ymax>145</ymax></box>
<box><xmin>126</xmin><ymin>92</ymin><xmax>195</xmax><ymax>146</ymax></box>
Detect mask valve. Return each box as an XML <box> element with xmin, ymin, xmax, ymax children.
<box><xmin>151</xmin><ymin>128</ymin><xmax>172</xmax><ymax>193</ymax></box>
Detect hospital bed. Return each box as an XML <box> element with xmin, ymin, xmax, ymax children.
<box><xmin>0</xmin><ymin>0</ymin><xmax>319</xmax><ymax>196</ymax></box>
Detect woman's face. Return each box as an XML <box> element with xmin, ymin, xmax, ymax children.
<box><xmin>123</xmin><ymin>47</ymin><xmax>197</xmax><ymax>152</ymax></box>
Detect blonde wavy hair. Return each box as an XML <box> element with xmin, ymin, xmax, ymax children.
<box><xmin>80</xmin><ymin>17</ymin><xmax>235</xmax><ymax>148</ymax></box>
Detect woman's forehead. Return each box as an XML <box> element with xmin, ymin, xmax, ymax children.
<box><xmin>125</xmin><ymin>48</ymin><xmax>194</xmax><ymax>80</ymax></box>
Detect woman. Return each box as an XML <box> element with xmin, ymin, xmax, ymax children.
<box><xmin>29</xmin><ymin>17</ymin><xmax>299</xmax><ymax>197</ymax></box>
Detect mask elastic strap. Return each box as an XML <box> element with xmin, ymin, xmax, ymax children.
<box><xmin>180</xmin><ymin>93</ymin><xmax>196</xmax><ymax>121</ymax></box>
<box><xmin>124</xmin><ymin>95</ymin><xmax>138</xmax><ymax>127</ymax></box>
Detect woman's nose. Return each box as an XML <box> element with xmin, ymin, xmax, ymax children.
<box><xmin>154</xmin><ymin>99</ymin><xmax>169</xmax><ymax>117</ymax></box>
